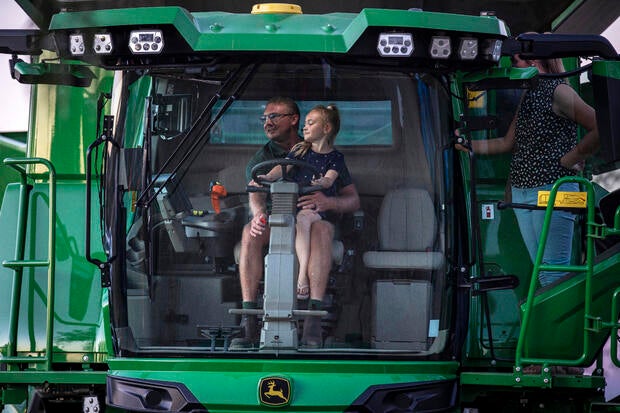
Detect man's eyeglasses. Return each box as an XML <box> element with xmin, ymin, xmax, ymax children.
<box><xmin>260</xmin><ymin>113</ymin><xmax>294</xmax><ymax>123</ymax></box>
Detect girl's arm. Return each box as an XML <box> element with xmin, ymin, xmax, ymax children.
<box><xmin>257</xmin><ymin>164</ymin><xmax>293</xmax><ymax>181</ymax></box>
<box><xmin>312</xmin><ymin>169</ymin><xmax>338</xmax><ymax>189</ymax></box>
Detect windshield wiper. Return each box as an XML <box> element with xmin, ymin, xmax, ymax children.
<box><xmin>135</xmin><ymin>63</ymin><xmax>258</xmax><ymax>208</ymax></box>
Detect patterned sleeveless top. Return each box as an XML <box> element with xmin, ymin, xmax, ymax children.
<box><xmin>510</xmin><ymin>78</ymin><xmax>576</xmax><ymax>188</ymax></box>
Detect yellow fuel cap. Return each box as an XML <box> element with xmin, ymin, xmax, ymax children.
<box><xmin>251</xmin><ymin>3</ymin><xmax>303</xmax><ymax>14</ymax></box>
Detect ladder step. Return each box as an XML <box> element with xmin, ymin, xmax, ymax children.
<box><xmin>2</xmin><ymin>260</ymin><xmax>49</xmax><ymax>269</ymax></box>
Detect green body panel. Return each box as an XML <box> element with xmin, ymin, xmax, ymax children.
<box><xmin>0</xmin><ymin>182</ymin><xmax>109</xmax><ymax>363</ymax></box>
<box><xmin>27</xmin><ymin>63</ymin><xmax>113</xmax><ymax>177</ymax></box>
<box><xmin>459</xmin><ymin>371</ymin><xmax>606</xmax><ymax>413</ymax></box>
<box><xmin>50</xmin><ymin>7</ymin><xmax>508</xmax><ymax>53</ymax></box>
<box><xmin>0</xmin><ymin>134</ymin><xmax>27</xmax><ymax>205</ymax></box>
<box><xmin>521</xmin><ymin>248</ymin><xmax>620</xmax><ymax>362</ymax></box>
<box><xmin>592</xmin><ymin>60</ymin><xmax>620</xmax><ymax>79</ymax></box>
<box><xmin>123</xmin><ymin>76</ymin><xmax>152</xmax><ymax>149</ymax></box>
<box><xmin>0</xmin><ymin>58</ymin><xmax>114</xmax><ymax>369</ymax></box>
<box><xmin>0</xmin><ymin>371</ymin><xmax>106</xmax><ymax>384</ymax></box>
<box><xmin>109</xmin><ymin>358</ymin><xmax>458</xmax><ymax>411</ymax></box>
<box><xmin>471</xmin><ymin>179</ymin><xmax>533</xmax><ymax>360</ymax></box>
<box><xmin>0</xmin><ymin>132</ymin><xmax>27</xmax><ymax>144</ymax></box>
<box><xmin>461</xmin><ymin>65</ymin><xmax>539</xmax><ymax>84</ymax></box>
<box><xmin>456</xmin><ymin>73</ymin><xmax>534</xmax><ymax>362</ymax></box>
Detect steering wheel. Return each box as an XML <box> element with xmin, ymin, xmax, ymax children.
<box><xmin>249</xmin><ymin>159</ymin><xmax>323</xmax><ymax>195</ymax></box>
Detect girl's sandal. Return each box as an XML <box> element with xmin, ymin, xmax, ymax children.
<box><xmin>297</xmin><ymin>284</ymin><xmax>309</xmax><ymax>300</ymax></box>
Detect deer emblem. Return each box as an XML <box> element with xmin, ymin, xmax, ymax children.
<box><xmin>259</xmin><ymin>377</ymin><xmax>291</xmax><ymax>406</ymax></box>
<box><xmin>264</xmin><ymin>380</ymin><xmax>285</xmax><ymax>400</ymax></box>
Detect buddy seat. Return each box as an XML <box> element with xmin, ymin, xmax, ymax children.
<box><xmin>363</xmin><ymin>187</ymin><xmax>444</xmax><ymax>271</ymax></box>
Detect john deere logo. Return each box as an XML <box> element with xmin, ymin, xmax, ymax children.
<box><xmin>258</xmin><ymin>376</ymin><xmax>291</xmax><ymax>407</ymax></box>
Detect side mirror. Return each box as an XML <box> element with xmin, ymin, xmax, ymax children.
<box><xmin>10</xmin><ymin>58</ymin><xmax>95</xmax><ymax>87</ymax></box>
<box><xmin>152</xmin><ymin>94</ymin><xmax>193</xmax><ymax>140</ymax></box>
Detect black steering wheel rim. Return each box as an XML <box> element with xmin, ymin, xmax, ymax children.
<box><xmin>249</xmin><ymin>158</ymin><xmax>323</xmax><ymax>194</ymax></box>
<box><xmin>251</xmin><ymin>158</ymin><xmax>320</xmax><ymax>185</ymax></box>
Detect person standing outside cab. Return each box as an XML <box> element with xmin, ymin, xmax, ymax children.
<box><xmin>232</xmin><ymin>97</ymin><xmax>360</xmax><ymax>348</ymax></box>
<box><xmin>456</xmin><ymin>48</ymin><xmax>599</xmax><ymax>287</ymax></box>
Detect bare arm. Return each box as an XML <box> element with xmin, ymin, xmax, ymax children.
<box><xmin>249</xmin><ymin>163</ymin><xmax>293</xmax><ymax>218</ymax></box>
<box><xmin>455</xmin><ymin>92</ymin><xmax>525</xmax><ymax>155</ymax></box>
<box><xmin>553</xmin><ymin>84</ymin><xmax>599</xmax><ymax>168</ymax></box>
<box><xmin>454</xmin><ymin>115</ymin><xmax>517</xmax><ymax>155</ymax></box>
<box><xmin>312</xmin><ymin>169</ymin><xmax>338</xmax><ymax>189</ymax></box>
<box><xmin>248</xmin><ymin>190</ymin><xmax>267</xmax><ymax>218</ymax></box>
<box><xmin>330</xmin><ymin>183</ymin><xmax>361</xmax><ymax>213</ymax></box>
<box><xmin>247</xmin><ymin>189</ymin><xmax>269</xmax><ymax>237</ymax></box>
<box><xmin>257</xmin><ymin>165</ymin><xmax>287</xmax><ymax>182</ymax></box>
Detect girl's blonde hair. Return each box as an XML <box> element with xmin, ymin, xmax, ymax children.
<box><xmin>292</xmin><ymin>104</ymin><xmax>340</xmax><ymax>157</ymax></box>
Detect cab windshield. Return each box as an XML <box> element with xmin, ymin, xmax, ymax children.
<box><xmin>115</xmin><ymin>62</ymin><xmax>453</xmax><ymax>357</ymax></box>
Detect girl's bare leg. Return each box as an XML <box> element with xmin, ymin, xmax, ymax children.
<box><xmin>296</xmin><ymin>209</ymin><xmax>321</xmax><ymax>299</ymax></box>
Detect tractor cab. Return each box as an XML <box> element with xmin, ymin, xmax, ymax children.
<box><xmin>115</xmin><ymin>61</ymin><xmax>452</xmax><ymax>355</ymax></box>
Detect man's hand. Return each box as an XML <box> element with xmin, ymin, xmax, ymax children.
<box><xmin>249</xmin><ymin>212</ymin><xmax>268</xmax><ymax>237</ymax></box>
<box><xmin>298</xmin><ymin>191</ymin><xmax>332</xmax><ymax>213</ymax></box>
<box><xmin>298</xmin><ymin>183</ymin><xmax>360</xmax><ymax>214</ymax></box>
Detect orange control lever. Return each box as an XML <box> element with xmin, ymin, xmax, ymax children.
<box><xmin>210</xmin><ymin>181</ymin><xmax>227</xmax><ymax>214</ymax></box>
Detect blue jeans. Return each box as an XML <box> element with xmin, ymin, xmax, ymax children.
<box><xmin>511</xmin><ymin>183</ymin><xmax>578</xmax><ymax>287</ymax></box>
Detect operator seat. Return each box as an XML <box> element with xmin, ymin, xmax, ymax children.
<box><xmin>363</xmin><ymin>188</ymin><xmax>443</xmax><ymax>271</ymax></box>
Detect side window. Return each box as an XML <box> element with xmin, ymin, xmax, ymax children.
<box><xmin>298</xmin><ymin>101</ymin><xmax>393</xmax><ymax>146</ymax></box>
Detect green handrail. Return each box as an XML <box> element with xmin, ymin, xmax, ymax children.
<box><xmin>515</xmin><ymin>175</ymin><xmax>596</xmax><ymax>370</ymax></box>
<box><xmin>610</xmin><ymin>289</ymin><xmax>620</xmax><ymax>367</ymax></box>
<box><xmin>1</xmin><ymin>157</ymin><xmax>56</xmax><ymax>372</ymax></box>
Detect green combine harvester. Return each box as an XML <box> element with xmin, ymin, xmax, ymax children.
<box><xmin>0</xmin><ymin>1</ymin><xmax>619</xmax><ymax>412</ymax></box>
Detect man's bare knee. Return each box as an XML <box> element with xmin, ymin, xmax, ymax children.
<box><xmin>311</xmin><ymin>220</ymin><xmax>334</xmax><ymax>241</ymax></box>
<box><xmin>241</xmin><ymin>223</ymin><xmax>268</xmax><ymax>253</ymax></box>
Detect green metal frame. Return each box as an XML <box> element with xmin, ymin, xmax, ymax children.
<box><xmin>49</xmin><ymin>6</ymin><xmax>508</xmax><ymax>54</ymax></box>
<box><xmin>516</xmin><ymin>176</ymin><xmax>594</xmax><ymax>369</ymax></box>
<box><xmin>2</xmin><ymin>157</ymin><xmax>56</xmax><ymax>371</ymax></box>
<box><xmin>516</xmin><ymin>176</ymin><xmax>620</xmax><ymax>370</ymax></box>
<box><xmin>461</xmin><ymin>175</ymin><xmax>619</xmax><ymax>390</ymax></box>
<box><xmin>611</xmin><ymin>289</ymin><xmax>620</xmax><ymax>367</ymax></box>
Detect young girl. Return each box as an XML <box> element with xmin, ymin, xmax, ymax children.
<box><xmin>258</xmin><ymin>104</ymin><xmax>348</xmax><ymax>299</ymax></box>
